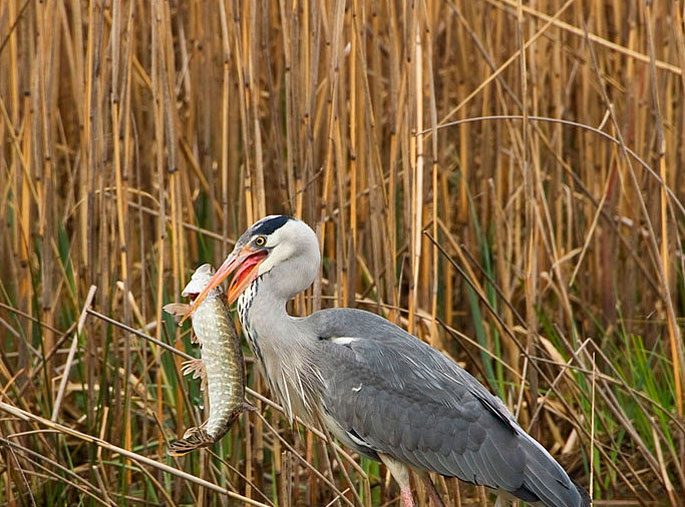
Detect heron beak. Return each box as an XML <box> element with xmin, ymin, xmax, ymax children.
<box><xmin>180</xmin><ymin>246</ymin><xmax>268</xmax><ymax>323</ymax></box>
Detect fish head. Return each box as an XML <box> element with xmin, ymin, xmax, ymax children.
<box><xmin>182</xmin><ymin>264</ymin><xmax>224</xmax><ymax>301</ymax></box>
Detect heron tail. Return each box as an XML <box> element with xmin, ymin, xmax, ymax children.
<box><xmin>571</xmin><ymin>476</ymin><xmax>592</xmax><ymax>507</ymax></box>
<box><xmin>515</xmin><ymin>434</ymin><xmax>591</xmax><ymax>507</ymax></box>
<box><xmin>167</xmin><ymin>426</ymin><xmax>215</xmax><ymax>456</ymax></box>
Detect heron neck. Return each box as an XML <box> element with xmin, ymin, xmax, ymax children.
<box><xmin>238</xmin><ymin>255</ymin><xmax>316</xmax><ymax>329</ymax></box>
<box><xmin>237</xmin><ymin>273</ymin><xmax>320</xmax><ymax>422</ymax></box>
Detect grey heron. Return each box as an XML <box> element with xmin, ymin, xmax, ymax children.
<box><xmin>188</xmin><ymin>215</ymin><xmax>590</xmax><ymax>507</ymax></box>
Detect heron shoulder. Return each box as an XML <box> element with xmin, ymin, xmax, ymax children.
<box><xmin>305</xmin><ymin>307</ymin><xmax>412</xmax><ymax>342</ymax></box>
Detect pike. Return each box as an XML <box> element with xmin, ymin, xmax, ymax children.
<box><xmin>164</xmin><ymin>264</ymin><xmax>254</xmax><ymax>456</ymax></box>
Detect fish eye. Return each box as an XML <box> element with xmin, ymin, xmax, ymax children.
<box><xmin>254</xmin><ymin>235</ymin><xmax>267</xmax><ymax>247</ymax></box>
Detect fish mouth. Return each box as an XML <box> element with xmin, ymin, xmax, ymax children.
<box><xmin>181</xmin><ymin>246</ymin><xmax>268</xmax><ymax>322</ymax></box>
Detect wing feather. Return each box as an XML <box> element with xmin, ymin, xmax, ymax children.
<box><xmin>310</xmin><ymin>308</ymin><xmax>584</xmax><ymax>506</ymax></box>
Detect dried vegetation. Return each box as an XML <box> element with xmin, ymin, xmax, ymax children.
<box><xmin>1</xmin><ymin>0</ymin><xmax>684</xmax><ymax>505</ymax></box>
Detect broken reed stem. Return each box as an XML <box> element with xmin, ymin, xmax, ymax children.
<box><xmin>51</xmin><ymin>285</ymin><xmax>97</xmax><ymax>421</ymax></box>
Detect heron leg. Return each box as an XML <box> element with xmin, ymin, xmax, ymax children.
<box><xmin>379</xmin><ymin>453</ymin><xmax>414</xmax><ymax>507</ymax></box>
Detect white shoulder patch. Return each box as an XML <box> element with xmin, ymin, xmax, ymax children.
<box><xmin>331</xmin><ymin>336</ymin><xmax>359</xmax><ymax>346</ymax></box>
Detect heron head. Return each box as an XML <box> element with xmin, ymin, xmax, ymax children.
<box><xmin>184</xmin><ymin>215</ymin><xmax>320</xmax><ymax>318</ymax></box>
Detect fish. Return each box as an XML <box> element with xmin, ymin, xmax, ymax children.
<box><xmin>163</xmin><ymin>263</ymin><xmax>254</xmax><ymax>456</ymax></box>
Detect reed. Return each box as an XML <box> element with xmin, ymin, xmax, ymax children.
<box><xmin>1</xmin><ymin>0</ymin><xmax>684</xmax><ymax>505</ymax></box>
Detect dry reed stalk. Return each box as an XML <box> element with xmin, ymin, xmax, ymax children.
<box><xmin>646</xmin><ymin>2</ymin><xmax>685</xmax><ymax>427</ymax></box>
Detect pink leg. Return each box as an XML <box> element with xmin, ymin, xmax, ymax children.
<box><xmin>379</xmin><ymin>453</ymin><xmax>415</xmax><ymax>507</ymax></box>
<box><xmin>399</xmin><ymin>485</ymin><xmax>415</xmax><ymax>507</ymax></box>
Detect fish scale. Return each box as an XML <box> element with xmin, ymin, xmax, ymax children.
<box><xmin>192</xmin><ymin>293</ymin><xmax>242</xmax><ymax>439</ymax></box>
<box><xmin>164</xmin><ymin>263</ymin><xmax>253</xmax><ymax>456</ymax></box>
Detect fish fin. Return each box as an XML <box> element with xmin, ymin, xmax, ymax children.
<box><xmin>167</xmin><ymin>427</ymin><xmax>214</xmax><ymax>456</ymax></box>
<box><xmin>182</xmin><ymin>420</ymin><xmax>206</xmax><ymax>439</ymax></box>
<box><xmin>180</xmin><ymin>359</ymin><xmax>207</xmax><ymax>391</ymax></box>
<box><xmin>163</xmin><ymin>303</ymin><xmax>191</xmax><ymax>324</ymax></box>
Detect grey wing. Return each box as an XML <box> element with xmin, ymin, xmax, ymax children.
<box><xmin>311</xmin><ymin>308</ymin><xmax>583</xmax><ymax>507</ymax></box>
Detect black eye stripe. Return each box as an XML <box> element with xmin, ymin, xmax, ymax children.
<box><xmin>252</xmin><ymin>215</ymin><xmax>291</xmax><ymax>236</ymax></box>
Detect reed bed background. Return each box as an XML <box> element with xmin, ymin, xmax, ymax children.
<box><xmin>1</xmin><ymin>0</ymin><xmax>684</xmax><ymax>505</ymax></box>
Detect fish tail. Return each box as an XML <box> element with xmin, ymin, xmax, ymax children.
<box><xmin>167</xmin><ymin>427</ymin><xmax>215</xmax><ymax>456</ymax></box>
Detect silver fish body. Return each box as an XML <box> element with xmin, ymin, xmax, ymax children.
<box><xmin>164</xmin><ymin>264</ymin><xmax>252</xmax><ymax>456</ymax></box>
<box><xmin>192</xmin><ymin>286</ymin><xmax>246</xmax><ymax>439</ymax></box>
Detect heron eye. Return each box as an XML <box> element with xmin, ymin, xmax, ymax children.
<box><xmin>254</xmin><ymin>236</ymin><xmax>267</xmax><ymax>247</ymax></box>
